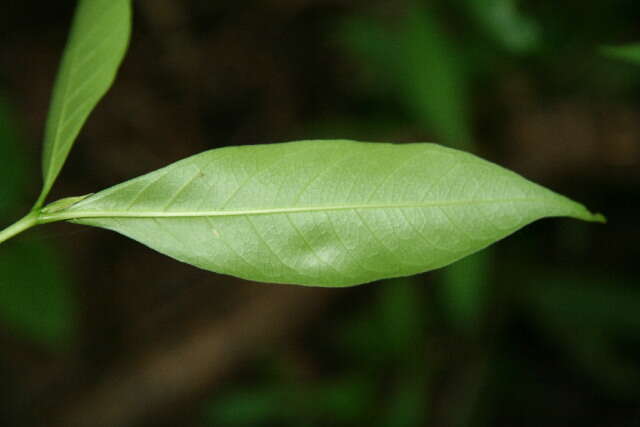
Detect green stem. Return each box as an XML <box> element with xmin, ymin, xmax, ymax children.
<box><xmin>0</xmin><ymin>211</ymin><xmax>40</xmax><ymax>245</ymax></box>
<box><xmin>33</xmin><ymin>192</ymin><xmax>47</xmax><ymax>211</ymax></box>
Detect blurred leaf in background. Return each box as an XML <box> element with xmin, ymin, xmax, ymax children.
<box><xmin>340</xmin><ymin>4</ymin><xmax>473</xmax><ymax>148</ymax></box>
<box><xmin>524</xmin><ymin>275</ymin><xmax>640</xmax><ymax>396</ymax></box>
<box><xmin>600</xmin><ymin>43</ymin><xmax>640</xmax><ymax>66</ymax></box>
<box><xmin>203</xmin><ymin>377</ymin><xmax>376</xmax><ymax>427</ymax></box>
<box><xmin>0</xmin><ymin>96</ymin><xmax>25</xmax><ymax>217</ymax></box>
<box><xmin>441</xmin><ymin>249</ymin><xmax>491</xmax><ymax>335</ymax></box>
<box><xmin>0</xmin><ymin>94</ymin><xmax>75</xmax><ymax>351</ymax></box>
<box><xmin>454</xmin><ymin>0</ymin><xmax>540</xmax><ymax>54</ymax></box>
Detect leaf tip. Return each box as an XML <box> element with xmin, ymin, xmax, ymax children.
<box><xmin>566</xmin><ymin>199</ymin><xmax>606</xmax><ymax>224</ymax></box>
<box><xmin>576</xmin><ymin>207</ymin><xmax>606</xmax><ymax>224</ymax></box>
<box><xmin>592</xmin><ymin>212</ymin><xmax>607</xmax><ymax>224</ymax></box>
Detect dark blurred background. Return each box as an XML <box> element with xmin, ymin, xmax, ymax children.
<box><xmin>1</xmin><ymin>1</ymin><xmax>639</xmax><ymax>426</ymax></box>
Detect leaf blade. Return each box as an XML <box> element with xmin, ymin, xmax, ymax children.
<box><xmin>46</xmin><ymin>140</ymin><xmax>603</xmax><ymax>287</ymax></box>
<box><xmin>38</xmin><ymin>0</ymin><xmax>132</xmax><ymax>206</ymax></box>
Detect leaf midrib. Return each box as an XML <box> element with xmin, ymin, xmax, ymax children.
<box><xmin>39</xmin><ymin>197</ymin><xmax>550</xmax><ymax>223</ymax></box>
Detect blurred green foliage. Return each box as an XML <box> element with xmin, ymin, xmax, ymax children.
<box><xmin>0</xmin><ymin>240</ymin><xmax>74</xmax><ymax>349</ymax></box>
<box><xmin>0</xmin><ymin>95</ymin><xmax>75</xmax><ymax>350</ymax></box>
<box><xmin>454</xmin><ymin>0</ymin><xmax>540</xmax><ymax>54</ymax></box>
<box><xmin>601</xmin><ymin>43</ymin><xmax>640</xmax><ymax>66</ymax></box>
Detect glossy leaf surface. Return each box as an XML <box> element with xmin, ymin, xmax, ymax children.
<box><xmin>43</xmin><ymin>140</ymin><xmax>604</xmax><ymax>287</ymax></box>
<box><xmin>38</xmin><ymin>0</ymin><xmax>131</xmax><ymax>205</ymax></box>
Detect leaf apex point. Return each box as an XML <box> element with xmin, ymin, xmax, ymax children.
<box><xmin>593</xmin><ymin>212</ymin><xmax>607</xmax><ymax>224</ymax></box>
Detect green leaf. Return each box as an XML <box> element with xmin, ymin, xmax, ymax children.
<box><xmin>41</xmin><ymin>140</ymin><xmax>604</xmax><ymax>287</ymax></box>
<box><xmin>37</xmin><ymin>0</ymin><xmax>131</xmax><ymax>207</ymax></box>
<box><xmin>600</xmin><ymin>43</ymin><xmax>640</xmax><ymax>66</ymax></box>
<box><xmin>525</xmin><ymin>276</ymin><xmax>640</xmax><ymax>395</ymax></box>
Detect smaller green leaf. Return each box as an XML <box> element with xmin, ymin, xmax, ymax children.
<box><xmin>600</xmin><ymin>43</ymin><xmax>640</xmax><ymax>66</ymax></box>
<box><xmin>37</xmin><ymin>0</ymin><xmax>132</xmax><ymax>207</ymax></box>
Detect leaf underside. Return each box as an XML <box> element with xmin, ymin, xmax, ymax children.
<box><xmin>39</xmin><ymin>0</ymin><xmax>131</xmax><ymax>205</ymax></box>
<box><xmin>50</xmin><ymin>140</ymin><xmax>603</xmax><ymax>287</ymax></box>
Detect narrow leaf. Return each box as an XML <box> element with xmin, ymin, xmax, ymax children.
<box><xmin>42</xmin><ymin>141</ymin><xmax>604</xmax><ymax>287</ymax></box>
<box><xmin>38</xmin><ymin>0</ymin><xmax>131</xmax><ymax>206</ymax></box>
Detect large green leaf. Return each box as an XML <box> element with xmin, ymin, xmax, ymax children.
<box><xmin>37</xmin><ymin>0</ymin><xmax>131</xmax><ymax>206</ymax></box>
<box><xmin>40</xmin><ymin>140</ymin><xmax>603</xmax><ymax>287</ymax></box>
